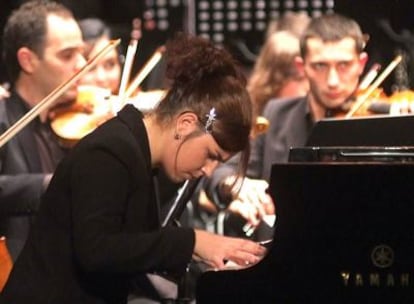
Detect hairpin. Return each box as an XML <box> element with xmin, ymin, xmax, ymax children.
<box><xmin>205</xmin><ymin>107</ymin><xmax>216</xmax><ymax>133</ymax></box>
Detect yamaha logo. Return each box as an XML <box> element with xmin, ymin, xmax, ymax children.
<box><xmin>371</xmin><ymin>244</ymin><xmax>394</xmax><ymax>268</ymax></box>
<box><xmin>340</xmin><ymin>244</ymin><xmax>412</xmax><ymax>287</ymax></box>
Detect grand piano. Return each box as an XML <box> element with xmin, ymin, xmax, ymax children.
<box><xmin>196</xmin><ymin>115</ymin><xmax>414</xmax><ymax>303</ymax></box>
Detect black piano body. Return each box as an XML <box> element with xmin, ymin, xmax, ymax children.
<box><xmin>196</xmin><ymin>116</ymin><xmax>414</xmax><ymax>303</ymax></box>
<box><xmin>197</xmin><ymin>160</ymin><xmax>414</xmax><ymax>303</ymax></box>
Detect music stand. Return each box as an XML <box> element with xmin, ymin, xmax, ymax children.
<box><xmin>306</xmin><ymin>114</ymin><xmax>414</xmax><ymax>147</ymax></box>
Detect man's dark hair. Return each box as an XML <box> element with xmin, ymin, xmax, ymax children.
<box><xmin>300</xmin><ymin>13</ymin><xmax>368</xmax><ymax>58</ymax></box>
<box><xmin>2</xmin><ymin>0</ymin><xmax>73</xmax><ymax>83</ymax></box>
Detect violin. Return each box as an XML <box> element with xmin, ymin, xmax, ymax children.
<box><xmin>368</xmin><ymin>89</ymin><xmax>414</xmax><ymax>115</ymax></box>
<box><xmin>49</xmin><ymin>85</ymin><xmax>167</xmax><ymax>147</ymax></box>
<box><xmin>348</xmin><ymin>87</ymin><xmax>388</xmax><ymax>116</ymax></box>
<box><xmin>331</xmin><ymin>87</ymin><xmax>414</xmax><ymax>119</ymax></box>
<box><xmin>321</xmin><ymin>55</ymin><xmax>406</xmax><ymax>120</ymax></box>
<box><xmin>49</xmin><ymin>46</ymin><xmax>165</xmax><ymax>147</ymax></box>
<box><xmin>49</xmin><ymin>85</ymin><xmax>114</xmax><ymax>147</ymax></box>
<box><xmin>343</xmin><ymin>55</ymin><xmax>402</xmax><ymax>118</ymax></box>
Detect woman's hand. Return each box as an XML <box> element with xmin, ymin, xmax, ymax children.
<box><xmin>193</xmin><ymin>229</ymin><xmax>267</xmax><ymax>270</ymax></box>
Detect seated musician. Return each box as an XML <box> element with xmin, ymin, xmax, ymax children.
<box><xmin>0</xmin><ymin>0</ymin><xmax>85</xmax><ymax>261</ymax></box>
<box><xmin>47</xmin><ymin>17</ymin><xmax>124</xmax><ymax>143</ymax></box>
<box><xmin>204</xmin><ymin>13</ymin><xmax>369</xmax><ymax>234</ymax></box>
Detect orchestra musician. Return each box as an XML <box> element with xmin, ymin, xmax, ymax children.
<box><xmin>199</xmin><ymin>12</ymin><xmax>311</xmax><ymax>238</ymax></box>
<box><xmin>0</xmin><ymin>8</ymin><xmax>174</xmax><ymax>302</ymax></box>
<box><xmin>45</xmin><ymin>17</ymin><xmax>124</xmax><ymax>148</ymax></box>
<box><xmin>205</xmin><ymin>13</ymin><xmax>369</xmax><ymax>224</ymax></box>
<box><xmin>258</xmin><ymin>12</ymin><xmax>368</xmax><ymax>175</ymax></box>
<box><xmin>0</xmin><ymin>0</ymin><xmax>85</xmax><ymax>261</ymax></box>
<box><xmin>48</xmin><ymin>17</ymin><xmax>164</xmax><ymax>149</ymax></box>
<box><xmin>1</xmin><ymin>33</ymin><xmax>267</xmax><ymax>304</ymax></box>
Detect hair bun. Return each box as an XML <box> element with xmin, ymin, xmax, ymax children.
<box><xmin>165</xmin><ymin>33</ymin><xmax>242</xmax><ymax>86</ymax></box>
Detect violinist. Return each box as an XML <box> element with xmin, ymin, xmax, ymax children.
<box><xmin>205</xmin><ymin>13</ymin><xmax>368</xmax><ymax>226</ymax></box>
<box><xmin>49</xmin><ymin>17</ymin><xmax>164</xmax><ymax>148</ymax></box>
<box><xmin>0</xmin><ymin>0</ymin><xmax>85</xmax><ymax>261</ymax></box>
<box><xmin>49</xmin><ymin>17</ymin><xmax>122</xmax><ymax>118</ymax></box>
<box><xmin>47</xmin><ymin>17</ymin><xmax>124</xmax><ymax>148</ymax></box>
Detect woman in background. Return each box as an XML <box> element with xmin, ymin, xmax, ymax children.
<box><xmin>78</xmin><ymin>17</ymin><xmax>122</xmax><ymax>95</ymax></box>
<box><xmin>248</xmin><ymin>12</ymin><xmax>311</xmax><ymax>118</ymax></box>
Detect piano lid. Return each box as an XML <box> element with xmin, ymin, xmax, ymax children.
<box><xmin>306</xmin><ymin>114</ymin><xmax>414</xmax><ymax>147</ymax></box>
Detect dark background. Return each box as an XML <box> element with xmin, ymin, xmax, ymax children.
<box><xmin>1</xmin><ymin>0</ymin><xmax>414</xmax><ymax>93</ymax></box>
<box><xmin>335</xmin><ymin>0</ymin><xmax>414</xmax><ymax>93</ymax></box>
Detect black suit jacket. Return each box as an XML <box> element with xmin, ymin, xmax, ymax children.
<box><xmin>0</xmin><ymin>92</ymin><xmax>64</xmax><ymax>260</ymax></box>
<box><xmin>1</xmin><ymin>105</ymin><xmax>195</xmax><ymax>304</ymax></box>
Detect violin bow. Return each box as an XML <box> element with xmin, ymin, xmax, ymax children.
<box><xmin>0</xmin><ymin>39</ymin><xmax>121</xmax><ymax>148</ymax></box>
<box><xmin>358</xmin><ymin>63</ymin><xmax>381</xmax><ymax>91</ymax></box>
<box><xmin>117</xmin><ymin>18</ymin><xmax>141</xmax><ymax>103</ymax></box>
<box><xmin>345</xmin><ymin>55</ymin><xmax>402</xmax><ymax>118</ymax></box>
<box><xmin>124</xmin><ymin>46</ymin><xmax>165</xmax><ymax>99</ymax></box>
<box><xmin>112</xmin><ymin>46</ymin><xmax>165</xmax><ymax>113</ymax></box>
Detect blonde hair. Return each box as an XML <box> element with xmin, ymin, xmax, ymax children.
<box><xmin>247</xmin><ymin>31</ymin><xmax>302</xmax><ymax>117</ymax></box>
<box><xmin>248</xmin><ymin>12</ymin><xmax>311</xmax><ymax>117</ymax></box>
<box><xmin>266</xmin><ymin>11</ymin><xmax>311</xmax><ymax>38</ymax></box>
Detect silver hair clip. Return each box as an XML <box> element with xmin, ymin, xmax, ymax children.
<box><xmin>205</xmin><ymin>107</ymin><xmax>216</xmax><ymax>133</ymax></box>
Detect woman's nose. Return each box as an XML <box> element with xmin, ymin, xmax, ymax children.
<box><xmin>201</xmin><ymin>160</ymin><xmax>219</xmax><ymax>177</ymax></box>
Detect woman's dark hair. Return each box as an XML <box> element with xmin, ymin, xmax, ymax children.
<box><xmin>154</xmin><ymin>33</ymin><xmax>253</xmax><ymax>179</ymax></box>
<box><xmin>78</xmin><ymin>18</ymin><xmax>113</xmax><ymax>58</ymax></box>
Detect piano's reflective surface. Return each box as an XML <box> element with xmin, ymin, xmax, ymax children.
<box><xmin>196</xmin><ymin>147</ymin><xmax>414</xmax><ymax>303</ymax></box>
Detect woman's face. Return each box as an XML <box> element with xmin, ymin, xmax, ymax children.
<box><xmin>79</xmin><ymin>36</ymin><xmax>121</xmax><ymax>94</ymax></box>
<box><xmin>161</xmin><ymin>113</ymin><xmax>232</xmax><ymax>182</ymax></box>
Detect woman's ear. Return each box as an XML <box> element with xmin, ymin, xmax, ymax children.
<box><xmin>175</xmin><ymin>112</ymin><xmax>199</xmax><ymax>136</ymax></box>
<box><xmin>17</xmin><ymin>47</ymin><xmax>38</xmax><ymax>74</ymax></box>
